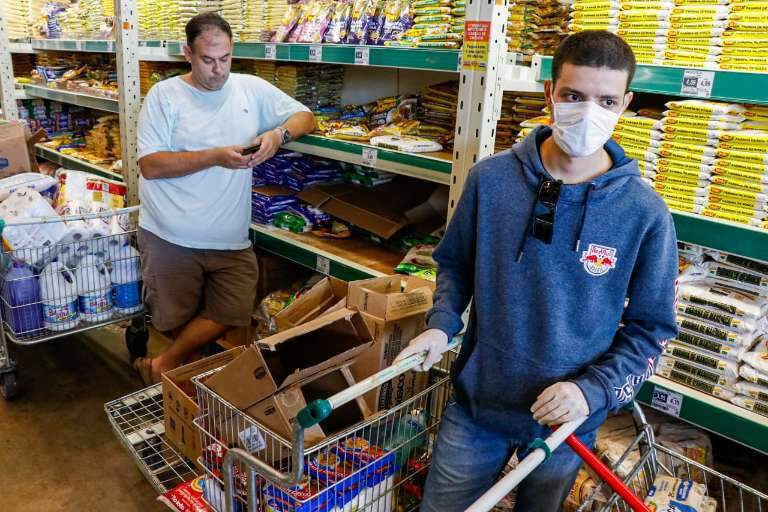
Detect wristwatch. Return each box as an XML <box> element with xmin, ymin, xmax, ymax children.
<box><xmin>276</xmin><ymin>127</ymin><xmax>292</xmax><ymax>144</ymax></box>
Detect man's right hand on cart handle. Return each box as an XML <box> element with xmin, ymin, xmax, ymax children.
<box><xmin>394</xmin><ymin>329</ymin><xmax>450</xmax><ymax>372</ymax></box>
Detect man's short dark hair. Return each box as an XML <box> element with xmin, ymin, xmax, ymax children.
<box><xmin>185</xmin><ymin>12</ymin><xmax>232</xmax><ymax>48</ymax></box>
<box><xmin>552</xmin><ymin>31</ymin><xmax>636</xmax><ymax>91</ymax></box>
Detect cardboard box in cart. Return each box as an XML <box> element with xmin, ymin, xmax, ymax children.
<box><xmin>162</xmin><ymin>346</ymin><xmax>246</xmax><ymax>468</ymax></box>
<box><xmin>273</xmin><ymin>277</ymin><xmax>348</xmax><ymax>331</ymax></box>
<box><xmin>347</xmin><ymin>276</ymin><xmax>435</xmax><ymax>412</ymax></box>
<box><xmin>205</xmin><ymin>308</ymin><xmax>374</xmax><ymax>445</ymax></box>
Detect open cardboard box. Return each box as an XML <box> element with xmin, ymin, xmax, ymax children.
<box><xmin>274</xmin><ymin>277</ymin><xmax>348</xmax><ymax>332</ymax></box>
<box><xmin>162</xmin><ymin>346</ymin><xmax>246</xmax><ymax>468</ymax></box>
<box><xmin>205</xmin><ymin>308</ymin><xmax>374</xmax><ymax>444</ymax></box>
<box><xmin>0</xmin><ymin>122</ymin><xmax>46</xmax><ymax>177</ymax></box>
<box><xmin>347</xmin><ymin>276</ymin><xmax>436</xmax><ymax>411</ymax></box>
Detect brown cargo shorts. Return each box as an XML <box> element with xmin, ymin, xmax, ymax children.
<box><xmin>138</xmin><ymin>228</ymin><xmax>259</xmax><ymax>332</ymax></box>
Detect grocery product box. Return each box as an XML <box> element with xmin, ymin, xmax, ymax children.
<box><xmin>162</xmin><ymin>346</ymin><xmax>246</xmax><ymax>467</ymax></box>
<box><xmin>0</xmin><ymin>123</ymin><xmax>45</xmax><ymax>177</ymax></box>
<box><xmin>347</xmin><ymin>276</ymin><xmax>435</xmax><ymax>411</ymax></box>
<box><xmin>205</xmin><ymin>309</ymin><xmax>374</xmax><ymax>444</ymax></box>
<box><xmin>274</xmin><ymin>277</ymin><xmax>348</xmax><ymax>332</ymax></box>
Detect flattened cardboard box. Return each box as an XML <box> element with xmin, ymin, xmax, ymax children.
<box><xmin>162</xmin><ymin>346</ymin><xmax>246</xmax><ymax>467</ymax></box>
<box><xmin>347</xmin><ymin>276</ymin><xmax>435</xmax><ymax>411</ymax></box>
<box><xmin>274</xmin><ymin>277</ymin><xmax>348</xmax><ymax>332</ymax></box>
<box><xmin>205</xmin><ymin>308</ymin><xmax>374</xmax><ymax>443</ymax></box>
<box><xmin>0</xmin><ymin>123</ymin><xmax>31</xmax><ymax>178</ymax></box>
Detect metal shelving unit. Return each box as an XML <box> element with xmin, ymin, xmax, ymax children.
<box><xmin>30</xmin><ymin>39</ymin><xmax>116</xmax><ymax>53</ymax></box>
<box><xmin>34</xmin><ymin>144</ymin><xmax>123</xmax><ymax>181</ymax></box>
<box><xmin>22</xmin><ymin>84</ymin><xmax>119</xmax><ymax>113</ymax></box>
<box><xmin>637</xmin><ymin>376</ymin><xmax>768</xmax><ymax>455</ymax></box>
<box><xmin>284</xmin><ymin>134</ymin><xmax>453</xmax><ymax>185</ymax></box>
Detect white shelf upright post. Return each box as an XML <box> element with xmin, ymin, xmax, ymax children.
<box><xmin>0</xmin><ymin>6</ymin><xmax>19</xmax><ymax>120</ymax></box>
<box><xmin>115</xmin><ymin>0</ymin><xmax>141</xmax><ymax>205</ymax></box>
<box><xmin>449</xmin><ymin>0</ymin><xmax>510</xmax><ymax>220</ymax></box>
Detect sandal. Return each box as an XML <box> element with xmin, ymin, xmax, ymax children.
<box><xmin>133</xmin><ymin>357</ymin><xmax>157</xmax><ymax>386</ymax></box>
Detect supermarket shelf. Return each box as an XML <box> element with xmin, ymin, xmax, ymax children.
<box><xmin>250</xmin><ymin>223</ymin><xmax>403</xmax><ymax>281</ymax></box>
<box><xmin>637</xmin><ymin>375</ymin><xmax>768</xmax><ymax>455</ymax></box>
<box><xmin>105</xmin><ymin>384</ymin><xmax>198</xmax><ymax>494</ymax></box>
<box><xmin>166</xmin><ymin>42</ymin><xmax>460</xmax><ymax>72</ymax></box>
<box><xmin>35</xmin><ymin>144</ymin><xmax>123</xmax><ymax>181</ymax></box>
<box><xmin>284</xmin><ymin>135</ymin><xmax>453</xmax><ymax>185</ymax></box>
<box><xmin>9</xmin><ymin>41</ymin><xmax>35</xmax><ymax>54</ymax></box>
<box><xmin>23</xmin><ymin>84</ymin><xmax>119</xmax><ymax>113</ymax></box>
<box><xmin>672</xmin><ymin>211</ymin><xmax>768</xmax><ymax>263</ymax></box>
<box><xmin>536</xmin><ymin>56</ymin><xmax>768</xmax><ymax>105</ymax></box>
<box><xmin>30</xmin><ymin>39</ymin><xmax>116</xmax><ymax>53</ymax></box>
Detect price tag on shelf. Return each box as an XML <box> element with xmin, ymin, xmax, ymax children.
<box><xmin>361</xmin><ymin>147</ymin><xmax>378</xmax><ymax>167</ymax></box>
<box><xmin>651</xmin><ymin>386</ymin><xmax>683</xmax><ymax>417</ymax></box>
<box><xmin>309</xmin><ymin>45</ymin><xmax>323</xmax><ymax>62</ymax></box>
<box><xmin>316</xmin><ymin>255</ymin><xmax>331</xmax><ymax>275</ymax></box>
<box><xmin>680</xmin><ymin>69</ymin><xmax>715</xmax><ymax>98</ymax></box>
<box><xmin>75</xmin><ymin>40</ymin><xmax>84</xmax><ymax>51</ymax></box>
<box><xmin>354</xmin><ymin>47</ymin><xmax>370</xmax><ymax>66</ymax></box>
<box><xmin>265</xmin><ymin>44</ymin><xmax>277</xmax><ymax>60</ymax></box>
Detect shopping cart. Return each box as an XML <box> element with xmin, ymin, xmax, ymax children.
<box><xmin>0</xmin><ymin>205</ymin><xmax>147</xmax><ymax>398</ymax></box>
<box><xmin>193</xmin><ymin>340</ymin><xmax>768</xmax><ymax>512</ymax></box>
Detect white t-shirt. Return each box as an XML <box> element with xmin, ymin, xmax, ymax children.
<box><xmin>137</xmin><ymin>73</ymin><xmax>310</xmax><ymax>249</ymax></box>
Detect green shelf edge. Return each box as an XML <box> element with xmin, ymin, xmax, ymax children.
<box><xmin>22</xmin><ymin>85</ymin><xmax>119</xmax><ymax>113</ymax></box>
<box><xmin>35</xmin><ymin>145</ymin><xmax>123</xmax><ymax>182</ymax></box>
<box><xmin>538</xmin><ymin>57</ymin><xmax>768</xmax><ymax>105</ymax></box>
<box><xmin>249</xmin><ymin>228</ymin><xmax>377</xmax><ymax>281</ymax></box>
<box><xmin>292</xmin><ymin>134</ymin><xmax>452</xmax><ymax>174</ymax></box>
<box><xmin>637</xmin><ymin>379</ymin><xmax>768</xmax><ymax>454</ymax></box>
<box><xmin>671</xmin><ymin>212</ymin><xmax>768</xmax><ymax>262</ymax></box>
<box><xmin>30</xmin><ymin>39</ymin><xmax>116</xmax><ymax>53</ymax></box>
<box><xmin>166</xmin><ymin>42</ymin><xmax>459</xmax><ymax>71</ymax></box>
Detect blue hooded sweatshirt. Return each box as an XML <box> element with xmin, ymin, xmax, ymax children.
<box><xmin>427</xmin><ymin>125</ymin><xmax>679</xmax><ymax>439</ymax></box>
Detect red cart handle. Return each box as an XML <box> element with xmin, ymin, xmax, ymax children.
<box><xmin>565</xmin><ymin>434</ymin><xmax>650</xmax><ymax>512</ymax></box>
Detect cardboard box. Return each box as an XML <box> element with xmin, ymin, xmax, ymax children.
<box><xmin>297</xmin><ymin>179</ymin><xmax>441</xmax><ymax>239</ymax></box>
<box><xmin>0</xmin><ymin>123</ymin><xmax>32</xmax><ymax>177</ymax></box>
<box><xmin>347</xmin><ymin>276</ymin><xmax>435</xmax><ymax>411</ymax></box>
<box><xmin>215</xmin><ymin>325</ymin><xmax>253</xmax><ymax>350</ymax></box>
<box><xmin>163</xmin><ymin>346</ymin><xmax>246</xmax><ymax>467</ymax></box>
<box><xmin>205</xmin><ymin>308</ymin><xmax>374</xmax><ymax>443</ymax></box>
<box><xmin>274</xmin><ymin>277</ymin><xmax>348</xmax><ymax>332</ymax></box>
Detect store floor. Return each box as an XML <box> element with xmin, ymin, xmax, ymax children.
<box><xmin>0</xmin><ymin>325</ymin><xmax>169</xmax><ymax>512</ymax></box>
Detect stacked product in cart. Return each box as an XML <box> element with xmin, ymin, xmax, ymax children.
<box><xmin>0</xmin><ymin>170</ymin><xmax>141</xmax><ymax>341</ymax></box>
<box><xmin>612</xmin><ymin>100</ymin><xmax>768</xmax><ymax>229</ymax></box>
<box><xmin>568</xmin><ymin>0</ymin><xmax>768</xmax><ymax>70</ymax></box>
<box><xmin>666</xmin><ymin>245</ymin><xmax>768</xmax><ymax>419</ymax></box>
<box><xmin>507</xmin><ymin>0</ymin><xmax>570</xmax><ymax>63</ymax></box>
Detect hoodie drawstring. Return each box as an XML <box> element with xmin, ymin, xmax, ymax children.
<box><xmin>574</xmin><ymin>183</ymin><xmax>596</xmax><ymax>252</ymax></box>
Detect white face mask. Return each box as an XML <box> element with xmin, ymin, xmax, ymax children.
<box><xmin>552</xmin><ymin>101</ymin><xmax>621</xmax><ymax>158</ymax></box>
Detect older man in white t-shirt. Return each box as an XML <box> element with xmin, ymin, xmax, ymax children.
<box><xmin>133</xmin><ymin>12</ymin><xmax>314</xmax><ymax>384</ymax></box>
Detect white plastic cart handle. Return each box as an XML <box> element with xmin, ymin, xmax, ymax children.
<box><xmin>221</xmin><ymin>337</ymin><xmax>461</xmax><ymax>512</ymax></box>
<box><xmin>466</xmin><ymin>416</ymin><xmax>587</xmax><ymax>512</ymax></box>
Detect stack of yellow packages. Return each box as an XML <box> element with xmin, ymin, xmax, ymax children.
<box><xmin>139</xmin><ymin>0</ymin><xmax>179</xmax><ymax>39</ymax></box>
<box><xmin>721</xmin><ymin>1</ymin><xmax>768</xmax><ymax>72</ymax></box>
<box><xmin>139</xmin><ymin>61</ymin><xmax>189</xmax><ymax>95</ymax></box>
<box><xmin>84</xmin><ymin>115</ymin><xmax>122</xmax><ymax>165</ymax></box>
<box><xmin>709</xmin><ymin>103</ymin><xmax>768</xmax><ymax>228</ymax></box>
<box><xmin>495</xmin><ymin>92</ymin><xmax>547</xmax><ymax>152</ymax></box>
<box><xmin>5</xmin><ymin>0</ymin><xmax>32</xmax><ymax>39</ymax></box>
<box><xmin>251</xmin><ymin>61</ymin><xmax>278</xmax><ymax>81</ymax></box>
<box><xmin>611</xmin><ymin>112</ymin><xmax>664</xmax><ymax>186</ymax></box>
<box><xmin>508</xmin><ymin>0</ymin><xmax>570</xmax><ymax>63</ymax></box>
<box><xmin>661</xmin><ymin>3</ymin><xmax>729</xmax><ymax>69</ymax></box>
<box><xmin>178</xmin><ymin>0</ymin><xmax>222</xmax><ymax>40</ymax></box>
<box><xmin>247</xmin><ymin>0</ymin><xmax>292</xmax><ymax>42</ymax></box>
<box><xmin>221</xmin><ymin>0</ymin><xmax>244</xmax><ymax>41</ymax></box>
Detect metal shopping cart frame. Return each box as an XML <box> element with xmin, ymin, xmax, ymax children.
<box><xmin>200</xmin><ymin>340</ymin><xmax>768</xmax><ymax>512</ymax></box>
<box><xmin>0</xmin><ymin>206</ymin><xmax>149</xmax><ymax>398</ymax></box>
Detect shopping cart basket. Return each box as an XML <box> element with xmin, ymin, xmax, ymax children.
<box><xmin>467</xmin><ymin>404</ymin><xmax>768</xmax><ymax>512</ymax></box>
<box><xmin>0</xmin><ymin>205</ymin><xmax>147</xmax><ymax>398</ymax></box>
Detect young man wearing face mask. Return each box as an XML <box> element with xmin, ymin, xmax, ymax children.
<box><xmin>395</xmin><ymin>31</ymin><xmax>678</xmax><ymax>511</ymax></box>
<box><xmin>132</xmin><ymin>13</ymin><xmax>314</xmax><ymax>384</ymax></box>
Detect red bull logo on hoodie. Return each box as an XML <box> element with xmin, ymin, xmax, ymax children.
<box><xmin>580</xmin><ymin>244</ymin><xmax>618</xmax><ymax>276</ymax></box>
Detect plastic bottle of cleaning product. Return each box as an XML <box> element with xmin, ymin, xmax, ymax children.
<box><xmin>110</xmin><ymin>245</ymin><xmax>142</xmax><ymax>315</ymax></box>
<box><xmin>75</xmin><ymin>255</ymin><xmax>114</xmax><ymax>322</ymax></box>
<box><xmin>0</xmin><ymin>261</ymin><xmax>43</xmax><ymax>336</ymax></box>
<box><xmin>40</xmin><ymin>262</ymin><xmax>80</xmax><ymax>331</ymax></box>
